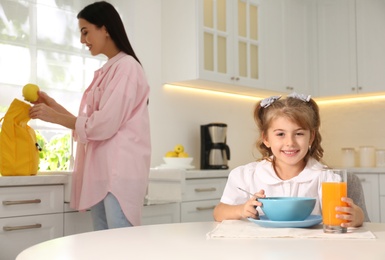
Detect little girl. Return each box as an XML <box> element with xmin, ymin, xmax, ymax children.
<box><xmin>213</xmin><ymin>93</ymin><xmax>365</xmax><ymax>228</ymax></box>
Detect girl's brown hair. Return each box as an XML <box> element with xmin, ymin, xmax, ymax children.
<box><xmin>254</xmin><ymin>96</ymin><xmax>323</xmax><ymax>163</ymax></box>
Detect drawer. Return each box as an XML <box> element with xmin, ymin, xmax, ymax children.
<box><xmin>142</xmin><ymin>203</ymin><xmax>181</xmax><ymax>225</ymax></box>
<box><xmin>0</xmin><ymin>185</ymin><xmax>63</xmax><ymax>218</ymax></box>
<box><xmin>0</xmin><ymin>213</ymin><xmax>63</xmax><ymax>260</ymax></box>
<box><xmin>182</xmin><ymin>178</ymin><xmax>227</xmax><ymax>202</ymax></box>
<box><xmin>181</xmin><ymin>199</ymin><xmax>219</xmax><ymax>222</ymax></box>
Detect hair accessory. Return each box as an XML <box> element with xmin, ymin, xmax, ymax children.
<box><xmin>287</xmin><ymin>92</ymin><xmax>311</xmax><ymax>102</ymax></box>
<box><xmin>260</xmin><ymin>95</ymin><xmax>281</xmax><ymax>108</ymax></box>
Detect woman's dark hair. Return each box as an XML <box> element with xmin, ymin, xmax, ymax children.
<box><xmin>77</xmin><ymin>1</ymin><xmax>141</xmax><ymax>65</ymax></box>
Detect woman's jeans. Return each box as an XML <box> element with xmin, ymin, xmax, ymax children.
<box><xmin>90</xmin><ymin>192</ymin><xmax>133</xmax><ymax>230</ymax></box>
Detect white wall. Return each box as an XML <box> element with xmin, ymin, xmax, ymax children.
<box><xmin>319</xmin><ymin>99</ymin><xmax>385</xmax><ymax>168</ymax></box>
<box><xmin>121</xmin><ymin>0</ymin><xmax>385</xmax><ymax>170</ymax></box>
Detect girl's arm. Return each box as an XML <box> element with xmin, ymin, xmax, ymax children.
<box><xmin>213</xmin><ymin>199</ymin><xmax>260</xmax><ymax>222</ymax></box>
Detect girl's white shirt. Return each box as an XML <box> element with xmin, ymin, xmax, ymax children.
<box><xmin>220</xmin><ymin>158</ymin><xmax>340</xmax><ymax>216</ymax></box>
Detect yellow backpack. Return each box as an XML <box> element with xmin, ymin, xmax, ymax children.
<box><xmin>0</xmin><ymin>99</ymin><xmax>40</xmax><ymax>176</ymax></box>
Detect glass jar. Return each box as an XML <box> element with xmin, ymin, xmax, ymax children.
<box><xmin>376</xmin><ymin>149</ymin><xmax>385</xmax><ymax>167</ymax></box>
<box><xmin>359</xmin><ymin>146</ymin><xmax>375</xmax><ymax>167</ymax></box>
<box><xmin>341</xmin><ymin>148</ymin><xmax>355</xmax><ymax>168</ymax></box>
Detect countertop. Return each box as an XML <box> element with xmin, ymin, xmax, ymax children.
<box><xmin>1</xmin><ymin>167</ymin><xmax>383</xmax><ymax>187</ymax></box>
<box><xmin>0</xmin><ymin>171</ymin><xmax>71</xmax><ymax>187</ymax></box>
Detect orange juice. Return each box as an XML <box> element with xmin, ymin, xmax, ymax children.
<box><xmin>322</xmin><ymin>182</ymin><xmax>348</xmax><ymax>226</ymax></box>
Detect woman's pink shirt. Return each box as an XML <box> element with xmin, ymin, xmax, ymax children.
<box><xmin>70</xmin><ymin>52</ymin><xmax>151</xmax><ymax>226</ymax></box>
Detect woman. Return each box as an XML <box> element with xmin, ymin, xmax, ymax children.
<box><xmin>29</xmin><ymin>1</ymin><xmax>151</xmax><ymax>230</ymax></box>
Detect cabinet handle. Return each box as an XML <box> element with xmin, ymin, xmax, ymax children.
<box><xmin>359</xmin><ymin>178</ymin><xmax>366</xmax><ymax>182</ymax></box>
<box><xmin>196</xmin><ymin>206</ymin><xmax>216</xmax><ymax>211</ymax></box>
<box><xmin>194</xmin><ymin>188</ymin><xmax>216</xmax><ymax>192</ymax></box>
<box><xmin>3</xmin><ymin>223</ymin><xmax>42</xmax><ymax>232</ymax></box>
<box><xmin>2</xmin><ymin>199</ymin><xmax>41</xmax><ymax>205</ymax></box>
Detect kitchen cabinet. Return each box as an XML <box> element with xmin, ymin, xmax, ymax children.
<box><xmin>181</xmin><ymin>178</ymin><xmax>227</xmax><ymax>222</ymax></box>
<box><xmin>315</xmin><ymin>0</ymin><xmax>385</xmax><ymax>97</ymax></box>
<box><xmin>142</xmin><ymin>203</ymin><xmax>181</xmax><ymax>225</ymax></box>
<box><xmin>147</xmin><ymin>169</ymin><xmax>229</xmax><ymax>223</ymax></box>
<box><xmin>63</xmin><ymin>203</ymin><xmax>93</xmax><ymax>236</ymax></box>
<box><xmin>380</xmin><ymin>174</ymin><xmax>385</xmax><ymax>223</ymax></box>
<box><xmin>162</xmin><ymin>0</ymin><xmax>268</xmax><ymax>96</ymax></box>
<box><xmin>0</xmin><ymin>185</ymin><xmax>64</xmax><ymax>260</ymax></box>
<box><xmin>262</xmin><ymin>0</ymin><xmax>315</xmax><ymax>94</ymax></box>
<box><xmin>354</xmin><ymin>172</ymin><xmax>381</xmax><ymax>223</ymax></box>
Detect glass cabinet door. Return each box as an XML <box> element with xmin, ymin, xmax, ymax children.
<box><xmin>203</xmin><ymin>0</ymin><xmax>230</xmax><ymax>75</ymax></box>
<box><xmin>236</xmin><ymin>0</ymin><xmax>260</xmax><ymax>81</ymax></box>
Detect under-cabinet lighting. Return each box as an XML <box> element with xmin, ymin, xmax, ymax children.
<box><xmin>315</xmin><ymin>94</ymin><xmax>385</xmax><ymax>105</ymax></box>
<box><xmin>164</xmin><ymin>84</ymin><xmax>385</xmax><ymax>104</ymax></box>
<box><xmin>163</xmin><ymin>84</ymin><xmax>263</xmax><ymax>101</ymax></box>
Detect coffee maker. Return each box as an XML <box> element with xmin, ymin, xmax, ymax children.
<box><xmin>200</xmin><ymin>123</ymin><xmax>230</xmax><ymax>169</ymax></box>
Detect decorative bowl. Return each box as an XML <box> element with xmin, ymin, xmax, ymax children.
<box><xmin>163</xmin><ymin>157</ymin><xmax>193</xmax><ymax>167</ymax></box>
<box><xmin>259</xmin><ymin>197</ymin><xmax>316</xmax><ymax>221</ymax></box>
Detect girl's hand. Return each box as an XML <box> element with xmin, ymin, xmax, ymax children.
<box><xmin>240</xmin><ymin>190</ymin><xmax>265</xmax><ymax>219</ymax></box>
<box><xmin>336</xmin><ymin>197</ymin><xmax>364</xmax><ymax>228</ymax></box>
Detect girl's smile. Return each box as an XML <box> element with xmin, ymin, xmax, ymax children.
<box><xmin>263</xmin><ymin>116</ymin><xmax>314</xmax><ymax>178</ymax></box>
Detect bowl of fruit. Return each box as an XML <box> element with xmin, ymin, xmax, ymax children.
<box><xmin>163</xmin><ymin>144</ymin><xmax>193</xmax><ymax>168</ymax></box>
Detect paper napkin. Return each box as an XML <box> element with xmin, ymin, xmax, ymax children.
<box><xmin>207</xmin><ymin>220</ymin><xmax>376</xmax><ymax>239</ymax></box>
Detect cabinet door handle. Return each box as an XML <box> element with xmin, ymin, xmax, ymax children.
<box><xmin>359</xmin><ymin>178</ymin><xmax>366</xmax><ymax>182</ymax></box>
<box><xmin>196</xmin><ymin>206</ymin><xmax>216</xmax><ymax>211</ymax></box>
<box><xmin>2</xmin><ymin>199</ymin><xmax>42</xmax><ymax>205</ymax></box>
<box><xmin>194</xmin><ymin>188</ymin><xmax>216</xmax><ymax>192</ymax></box>
<box><xmin>3</xmin><ymin>223</ymin><xmax>42</xmax><ymax>231</ymax></box>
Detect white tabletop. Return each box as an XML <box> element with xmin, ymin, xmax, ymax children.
<box><xmin>17</xmin><ymin>221</ymin><xmax>385</xmax><ymax>260</ymax></box>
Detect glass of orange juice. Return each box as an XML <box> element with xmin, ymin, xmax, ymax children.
<box><xmin>321</xmin><ymin>169</ymin><xmax>348</xmax><ymax>233</ymax></box>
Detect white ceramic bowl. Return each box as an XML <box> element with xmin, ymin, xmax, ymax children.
<box><xmin>163</xmin><ymin>157</ymin><xmax>193</xmax><ymax>167</ymax></box>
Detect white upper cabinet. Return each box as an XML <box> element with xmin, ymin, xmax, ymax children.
<box><xmin>162</xmin><ymin>0</ymin><xmax>270</xmax><ymax>96</ymax></box>
<box><xmin>315</xmin><ymin>0</ymin><xmax>385</xmax><ymax>97</ymax></box>
<box><xmin>262</xmin><ymin>0</ymin><xmax>315</xmax><ymax>94</ymax></box>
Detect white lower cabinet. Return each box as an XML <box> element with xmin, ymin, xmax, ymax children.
<box><xmin>64</xmin><ymin>212</ymin><xmax>93</xmax><ymax>236</ymax></box>
<box><xmin>354</xmin><ymin>173</ymin><xmax>381</xmax><ymax>223</ymax></box>
<box><xmin>181</xmin><ymin>199</ymin><xmax>218</xmax><ymax>222</ymax></box>
<box><xmin>180</xmin><ymin>178</ymin><xmax>227</xmax><ymax>222</ymax></box>
<box><xmin>0</xmin><ymin>185</ymin><xmax>64</xmax><ymax>260</ymax></box>
<box><xmin>0</xmin><ymin>214</ymin><xmax>63</xmax><ymax>260</ymax></box>
<box><xmin>142</xmin><ymin>203</ymin><xmax>180</xmax><ymax>225</ymax></box>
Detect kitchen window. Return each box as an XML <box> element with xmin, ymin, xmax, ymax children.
<box><xmin>0</xmin><ymin>0</ymin><xmax>105</xmax><ymax>171</ymax></box>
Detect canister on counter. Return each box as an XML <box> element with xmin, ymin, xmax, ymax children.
<box><xmin>376</xmin><ymin>149</ymin><xmax>385</xmax><ymax>167</ymax></box>
<box><xmin>341</xmin><ymin>147</ymin><xmax>355</xmax><ymax>168</ymax></box>
<box><xmin>359</xmin><ymin>146</ymin><xmax>375</xmax><ymax>167</ymax></box>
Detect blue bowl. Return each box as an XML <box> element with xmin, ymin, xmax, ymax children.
<box><xmin>259</xmin><ymin>197</ymin><xmax>316</xmax><ymax>221</ymax></box>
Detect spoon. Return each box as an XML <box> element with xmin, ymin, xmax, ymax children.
<box><xmin>237</xmin><ymin>187</ymin><xmax>260</xmax><ymax>220</ymax></box>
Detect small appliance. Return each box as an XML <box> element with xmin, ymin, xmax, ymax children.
<box><xmin>200</xmin><ymin>123</ymin><xmax>230</xmax><ymax>169</ymax></box>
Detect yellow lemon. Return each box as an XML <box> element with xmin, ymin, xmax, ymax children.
<box><xmin>174</xmin><ymin>144</ymin><xmax>184</xmax><ymax>154</ymax></box>
<box><xmin>165</xmin><ymin>151</ymin><xmax>178</xmax><ymax>157</ymax></box>
<box><xmin>22</xmin><ymin>83</ymin><xmax>40</xmax><ymax>102</ymax></box>
<box><xmin>178</xmin><ymin>152</ymin><xmax>189</xmax><ymax>158</ymax></box>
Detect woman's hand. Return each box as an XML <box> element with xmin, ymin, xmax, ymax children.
<box><xmin>336</xmin><ymin>197</ymin><xmax>364</xmax><ymax>228</ymax></box>
<box><xmin>29</xmin><ymin>103</ymin><xmax>58</xmax><ymax>124</ymax></box>
<box><xmin>31</xmin><ymin>91</ymin><xmax>55</xmax><ymax>106</ymax></box>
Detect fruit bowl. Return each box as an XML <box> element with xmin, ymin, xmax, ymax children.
<box><xmin>163</xmin><ymin>157</ymin><xmax>193</xmax><ymax>167</ymax></box>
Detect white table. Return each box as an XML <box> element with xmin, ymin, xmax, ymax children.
<box><xmin>17</xmin><ymin>222</ymin><xmax>385</xmax><ymax>260</ymax></box>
